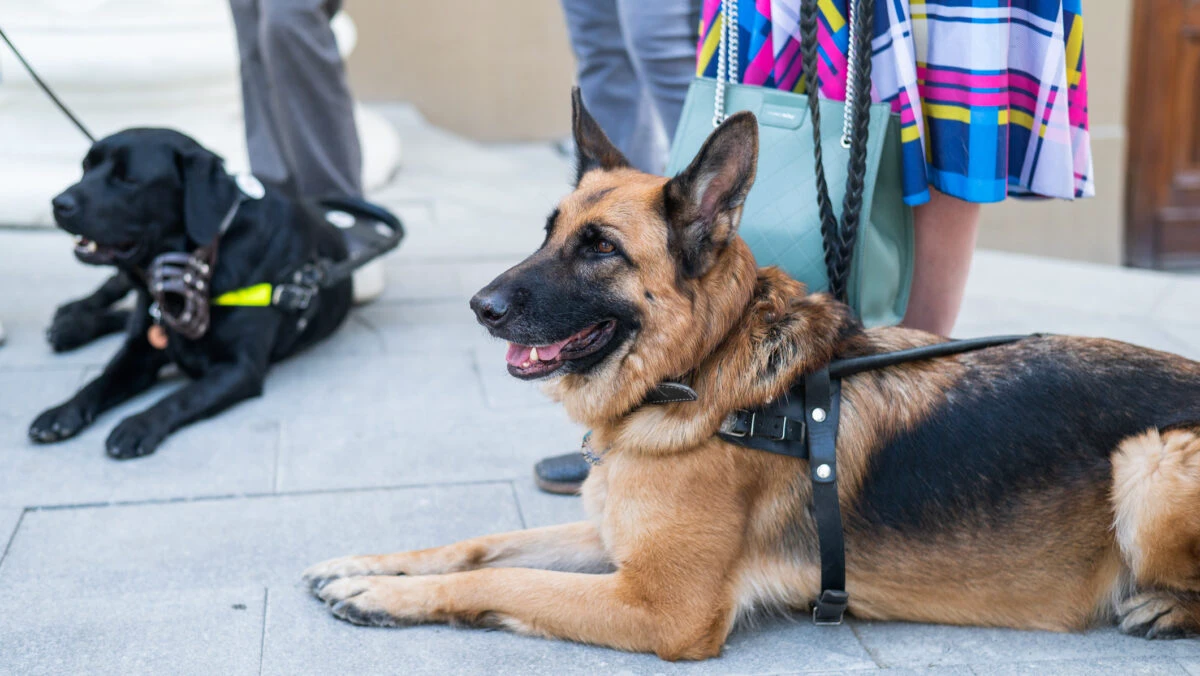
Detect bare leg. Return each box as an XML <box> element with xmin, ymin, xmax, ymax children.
<box><xmin>902</xmin><ymin>188</ymin><xmax>981</xmax><ymax>336</ymax></box>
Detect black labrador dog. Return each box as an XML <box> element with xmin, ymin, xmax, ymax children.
<box><xmin>29</xmin><ymin>128</ymin><xmax>354</xmax><ymax>459</ymax></box>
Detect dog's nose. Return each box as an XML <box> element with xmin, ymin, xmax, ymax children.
<box><xmin>470</xmin><ymin>290</ymin><xmax>510</xmax><ymax>328</ymax></box>
<box><xmin>52</xmin><ymin>194</ymin><xmax>78</xmax><ymax>217</ymax></box>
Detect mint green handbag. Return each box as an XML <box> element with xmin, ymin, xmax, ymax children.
<box><xmin>666</xmin><ymin>0</ymin><xmax>913</xmax><ymax>327</ymax></box>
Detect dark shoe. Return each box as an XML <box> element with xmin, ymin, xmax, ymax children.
<box><xmin>534</xmin><ymin>452</ymin><xmax>591</xmax><ymax>495</ymax></box>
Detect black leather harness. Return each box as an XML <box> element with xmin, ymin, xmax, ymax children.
<box><xmin>144</xmin><ymin>189</ymin><xmax>404</xmax><ymax>342</ymax></box>
<box><xmin>646</xmin><ymin>334</ymin><xmax>1031</xmax><ymax>625</ymax></box>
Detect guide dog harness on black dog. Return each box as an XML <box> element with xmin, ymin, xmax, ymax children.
<box><xmin>145</xmin><ymin>175</ymin><xmax>404</xmax><ymax>342</ymax></box>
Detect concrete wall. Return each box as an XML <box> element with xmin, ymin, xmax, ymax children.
<box><xmin>347</xmin><ymin>0</ymin><xmax>1131</xmax><ymax>264</ymax></box>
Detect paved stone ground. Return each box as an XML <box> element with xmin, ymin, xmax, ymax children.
<box><xmin>1</xmin><ymin>105</ymin><xmax>1200</xmax><ymax>675</ymax></box>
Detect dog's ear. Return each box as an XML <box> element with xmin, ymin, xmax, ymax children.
<box><xmin>572</xmin><ymin>87</ymin><xmax>630</xmax><ymax>184</ymax></box>
<box><xmin>177</xmin><ymin>150</ymin><xmax>238</xmax><ymax>245</ymax></box>
<box><xmin>662</xmin><ymin>111</ymin><xmax>758</xmax><ymax>278</ymax></box>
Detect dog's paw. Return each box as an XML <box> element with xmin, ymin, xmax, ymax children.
<box><xmin>47</xmin><ymin>308</ymin><xmax>128</xmax><ymax>353</ymax></box>
<box><xmin>47</xmin><ymin>307</ymin><xmax>99</xmax><ymax>352</ymax></box>
<box><xmin>105</xmin><ymin>414</ymin><xmax>166</xmax><ymax>460</ymax></box>
<box><xmin>1117</xmin><ymin>591</ymin><xmax>1199</xmax><ymax>640</ymax></box>
<box><xmin>303</xmin><ymin>556</ymin><xmax>392</xmax><ymax>594</ymax></box>
<box><xmin>317</xmin><ymin>576</ymin><xmax>428</xmax><ymax>627</ymax></box>
<box><xmin>29</xmin><ymin>402</ymin><xmax>94</xmax><ymax>443</ymax></box>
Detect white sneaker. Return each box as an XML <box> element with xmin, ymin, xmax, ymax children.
<box><xmin>352</xmin><ymin>260</ymin><xmax>386</xmax><ymax>305</ymax></box>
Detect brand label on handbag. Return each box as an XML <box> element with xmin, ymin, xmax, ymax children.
<box><xmin>760</xmin><ymin>104</ymin><xmax>805</xmax><ymax>130</ymax></box>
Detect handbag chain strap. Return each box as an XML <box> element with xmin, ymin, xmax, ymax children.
<box><xmin>713</xmin><ymin>0</ymin><xmax>739</xmax><ymax>126</ymax></box>
<box><xmin>713</xmin><ymin>0</ymin><xmax>874</xmax><ymax>303</ymax></box>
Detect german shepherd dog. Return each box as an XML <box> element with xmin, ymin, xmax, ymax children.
<box><xmin>304</xmin><ymin>92</ymin><xmax>1200</xmax><ymax>659</ymax></box>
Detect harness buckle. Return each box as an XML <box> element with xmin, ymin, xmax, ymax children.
<box><xmin>719</xmin><ymin>411</ymin><xmax>753</xmax><ymax>437</ymax></box>
<box><xmin>812</xmin><ymin>589</ymin><xmax>849</xmax><ymax>625</ymax></box>
<box><xmin>768</xmin><ymin>417</ymin><xmax>790</xmax><ymax>441</ymax></box>
<box><xmin>272</xmin><ymin>283</ymin><xmax>317</xmax><ymax>312</ymax></box>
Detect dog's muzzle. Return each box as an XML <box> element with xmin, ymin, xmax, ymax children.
<box><xmin>147</xmin><ymin>248</ymin><xmax>216</xmax><ymax>340</ymax></box>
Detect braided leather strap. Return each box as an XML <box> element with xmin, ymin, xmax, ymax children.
<box><xmin>798</xmin><ymin>0</ymin><xmax>840</xmax><ymax>292</ymax></box>
<box><xmin>800</xmin><ymin>0</ymin><xmax>876</xmax><ymax>303</ymax></box>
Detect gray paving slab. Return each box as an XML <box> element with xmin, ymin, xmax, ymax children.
<box><xmin>456</xmin><ymin>258</ymin><xmax>522</xmax><ymax>298</ymax></box>
<box><xmin>355</xmin><ymin>300</ymin><xmax>492</xmax><ymax>354</ymax></box>
<box><xmin>1160</xmin><ymin>323</ymin><xmax>1200</xmax><ymax>361</ymax></box>
<box><xmin>0</xmin><ymin>367</ymin><xmax>89</xmax><ymax>432</ymax></box>
<box><xmin>511</xmin><ymin>476</ymin><xmax>587</xmax><ymax>530</ymax></box>
<box><xmin>953</xmin><ymin>295</ymin><xmax>1199</xmax><ymax>358</ymax></box>
<box><xmin>0</xmin><ymin>509</ymin><xmax>21</xmax><ymax>557</ymax></box>
<box><xmin>850</xmin><ymin>622</ymin><xmax>1200</xmax><ymax>670</ymax></box>
<box><xmin>0</xmin><ymin>484</ymin><xmax>522</xmax><ymax>596</ymax></box>
<box><xmin>263</xmin><ymin>590</ymin><xmax>876</xmax><ymax>676</ymax></box>
<box><xmin>0</xmin><ymin>405</ymin><xmax>278</xmax><ymax>508</ymax></box>
<box><xmin>377</xmin><ymin>258</ymin><xmax>465</xmax><ymax>304</ymax></box>
<box><xmin>1153</xmin><ymin>277</ymin><xmax>1200</xmax><ymax>327</ymax></box>
<box><xmin>274</xmin><ymin>403</ymin><xmax>582</xmax><ymax>493</ymax></box>
<box><xmin>809</xmin><ymin>669</ymin><xmax>968</xmax><ymax>676</ymax></box>
<box><xmin>964</xmin><ymin>250</ymin><xmax>1180</xmax><ymax>320</ymax></box>
<box><xmin>0</xmin><ymin>586</ymin><xmax>264</xmax><ymax>676</ymax></box>
<box><xmin>970</xmin><ymin>658</ymin><xmax>1189</xmax><ymax>675</ymax></box>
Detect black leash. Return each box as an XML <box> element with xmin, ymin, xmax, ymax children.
<box><xmin>0</xmin><ymin>23</ymin><xmax>96</xmax><ymax>143</ymax></box>
<box><xmin>717</xmin><ymin>334</ymin><xmax>1032</xmax><ymax>624</ymax></box>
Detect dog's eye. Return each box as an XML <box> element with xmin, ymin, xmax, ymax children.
<box><xmin>593</xmin><ymin>239</ymin><xmax>616</xmax><ymax>255</ymax></box>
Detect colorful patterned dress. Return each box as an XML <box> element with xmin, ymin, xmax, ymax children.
<box><xmin>697</xmin><ymin>0</ymin><xmax>1093</xmax><ymax>205</ymax></box>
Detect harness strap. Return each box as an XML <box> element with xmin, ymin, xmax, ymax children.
<box><xmin>711</xmin><ymin>334</ymin><xmax>1034</xmax><ymax>625</ymax></box>
<box><xmin>830</xmin><ymin>335</ymin><xmax>1031</xmax><ymax>379</ymax></box>
<box><xmin>804</xmin><ymin>367</ymin><xmax>848</xmax><ymax>624</ymax></box>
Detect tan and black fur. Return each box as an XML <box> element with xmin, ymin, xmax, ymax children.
<box><xmin>304</xmin><ymin>90</ymin><xmax>1200</xmax><ymax>659</ymax></box>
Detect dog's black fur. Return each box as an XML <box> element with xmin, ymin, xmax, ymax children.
<box><xmin>47</xmin><ymin>272</ymin><xmax>134</xmax><ymax>352</ymax></box>
<box><xmin>29</xmin><ymin>128</ymin><xmax>353</xmax><ymax>459</ymax></box>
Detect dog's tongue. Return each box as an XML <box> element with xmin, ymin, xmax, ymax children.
<box><xmin>505</xmin><ymin>335</ymin><xmax>574</xmax><ymax>367</ymax></box>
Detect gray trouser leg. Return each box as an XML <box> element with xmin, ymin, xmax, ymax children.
<box><xmin>560</xmin><ymin>0</ymin><xmax>652</xmax><ymax>172</ymax></box>
<box><xmin>228</xmin><ymin>0</ymin><xmax>362</xmax><ymax>198</ymax></box>
<box><xmin>616</xmin><ymin>0</ymin><xmax>701</xmax><ymax>147</ymax></box>
<box><xmin>230</xmin><ymin>0</ymin><xmax>292</xmax><ymax>188</ymax></box>
<box><xmin>561</xmin><ymin>0</ymin><xmax>700</xmax><ymax>174</ymax></box>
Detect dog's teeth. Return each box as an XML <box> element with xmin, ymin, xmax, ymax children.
<box><xmin>86</xmin><ymin>241</ymin><xmax>97</xmax><ymax>253</ymax></box>
<box><xmin>521</xmin><ymin>361</ymin><xmax>531</xmax><ymax>368</ymax></box>
<box><xmin>530</xmin><ymin>347</ymin><xmax>540</xmax><ymax>362</ymax></box>
<box><xmin>74</xmin><ymin>236</ymin><xmax>84</xmax><ymax>244</ymax></box>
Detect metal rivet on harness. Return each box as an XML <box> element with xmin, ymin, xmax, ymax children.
<box><xmin>815</xmin><ymin>463</ymin><xmax>832</xmax><ymax>480</ymax></box>
<box><xmin>812</xmin><ymin>407</ymin><xmax>827</xmax><ymax>422</ymax></box>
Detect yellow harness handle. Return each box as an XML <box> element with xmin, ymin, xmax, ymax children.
<box><xmin>212</xmin><ymin>283</ymin><xmax>274</xmax><ymax>307</ymax></box>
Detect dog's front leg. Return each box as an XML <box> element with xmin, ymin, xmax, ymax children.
<box><xmin>30</xmin><ymin>328</ymin><xmax>168</xmax><ymax>444</ymax></box>
<box><xmin>304</xmin><ymin>521</ymin><xmax>612</xmax><ymax>590</ymax></box>
<box><xmin>47</xmin><ymin>272</ymin><xmax>134</xmax><ymax>352</ymax></box>
<box><xmin>105</xmin><ymin>356</ymin><xmax>267</xmax><ymax>459</ymax></box>
<box><xmin>317</xmin><ymin>567</ymin><xmax>733</xmax><ymax>660</ymax></box>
